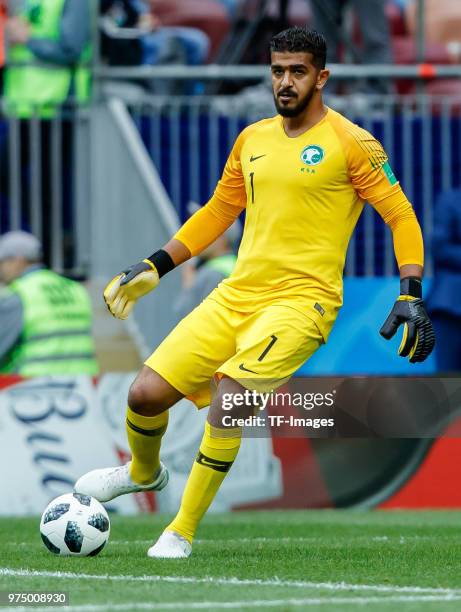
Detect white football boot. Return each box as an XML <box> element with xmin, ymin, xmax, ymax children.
<box><xmin>147</xmin><ymin>531</ymin><xmax>192</xmax><ymax>559</ymax></box>
<box><xmin>74</xmin><ymin>461</ymin><xmax>168</xmax><ymax>503</ymax></box>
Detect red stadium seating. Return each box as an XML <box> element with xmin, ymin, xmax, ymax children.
<box><xmin>153</xmin><ymin>0</ymin><xmax>230</xmax><ymax>61</ymax></box>
<box><xmin>392</xmin><ymin>36</ymin><xmax>452</xmax><ymax>94</ymax></box>
<box><xmin>392</xmin><ymin>36</ymin><xmax>451</xmax><ymax>65</ymax></box>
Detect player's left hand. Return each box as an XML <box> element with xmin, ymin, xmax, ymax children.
<box><xmin>379</xmin><ymin>277</ymin><xmax>435</xmax><ymax>363</ymax></box>
<box><xmin>103</xmin><ymin>260</ymin><xmax>160</xmax><ymax>320</ymax></box>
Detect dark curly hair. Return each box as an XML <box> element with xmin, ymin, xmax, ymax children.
<box><xmin>270</xmin><ymin>27</ymin><xmax>327</xmax><ymax>70</ymax></box>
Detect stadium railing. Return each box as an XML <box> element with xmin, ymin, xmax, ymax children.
<box><xmin>0</xmin><ymin>105</ymin><xmax>92</xmax><ymax>277</ymax></box>
<box><xmin>96</xmin><ymin>63</ymin><xmax>461</xmax><ymax>81</ymax></box>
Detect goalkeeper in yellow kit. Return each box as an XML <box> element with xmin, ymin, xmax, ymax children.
<box><xmin>75</xmin><ymin>27</ymin><xmax>435</xmax><ymax>558</ymax></box>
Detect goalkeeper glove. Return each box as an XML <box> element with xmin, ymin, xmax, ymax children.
<box><xmin>379</xmin><ymin>277</ymin><xmax>435</xmax><ymax>363</ymax></box>
<box><xmin>103</xmin><ymin>250</ymin><xmax>174</xmax><ymax>320</ymax></box>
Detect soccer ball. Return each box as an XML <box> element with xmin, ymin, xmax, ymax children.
<box><xmin>40</xmin><ymin>492</ymin><xmax>110</xmax><ymax>556</ymax></box>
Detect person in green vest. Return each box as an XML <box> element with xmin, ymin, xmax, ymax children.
<box><xmin>2</xmin><ymin>1</ymin><xmax>92</xmax><ymax>265</ymax></box>
<box><xmin>0</xmin><ymin>231</ymin><xmax>98</xmax><ymax>376</ymax></box>
<box><xmin>4</xmin><ymin>0</ymin><xmax>92</xmax><ymax>118</ymax></box>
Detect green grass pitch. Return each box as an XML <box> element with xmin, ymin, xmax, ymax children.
<box><xmin>1</xmin><ymin>510</ymin><xmax>461</xmax><ymax>611</ymax></box>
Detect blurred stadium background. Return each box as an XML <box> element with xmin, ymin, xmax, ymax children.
<box><xmin>1</xmin><ymin>0</ymin><xmax>461</xmax><ymax>519</ymax></box>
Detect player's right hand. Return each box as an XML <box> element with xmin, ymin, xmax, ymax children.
<box><xmin>103</xmin><ymin>259</ymin><xmax>160</xmax><ymax>320</ymax></box>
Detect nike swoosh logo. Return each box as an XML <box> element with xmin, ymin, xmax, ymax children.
<box><xmin>196</xmin><ymin>452</ymin><xmax>232</xmax><ymax>472</ymax></box>
<box><xmin>250</xmin><ymin>154</ymin><xmax>266</xmax><ymax>162</ymax></box>
<box><xmin>200</xmin><ymin>457</ymin><xmax>218</xmax><ymax>467</ymax></box>
<box><xmin>239</xmin><ymin>363</ymin><xmax>258</xmax><ymax>374</ymax></box>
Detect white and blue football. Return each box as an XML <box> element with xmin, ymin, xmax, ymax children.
<box><xmin>40</xmin><ymin>492</ymin><xmax>110</xmax><ymax>556</ymax></box>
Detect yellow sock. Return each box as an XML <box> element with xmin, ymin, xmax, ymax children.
<box><xmin>126</xmin><ymin>407</ymin><xmax>168</xmax><ymax>485</ymax></box>
<box><xmin>166</xmin><ymin>422</ymin><xmax>241</xmax><ymax>543</ymax></box>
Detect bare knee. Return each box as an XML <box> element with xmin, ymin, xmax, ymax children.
<box><xmin>128</xmin><ymin>366</ymin><xmax>183</xmax><ymax>416</ymax></box>
<box><xmin>208</xmin><ymin>377</ymin><xmax>252</xmax><ymax>428</ymax></box>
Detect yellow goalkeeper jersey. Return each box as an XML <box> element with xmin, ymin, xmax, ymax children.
<box><xmin>175</xmin><ymin>107</ymin><xmax>423</xmax><ymax>341</ymax></box>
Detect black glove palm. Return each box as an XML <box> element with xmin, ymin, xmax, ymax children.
<box><xmin>380</xmin><ymin>278</ymin><xmax>435</xmax><ymax>363</ymax></box>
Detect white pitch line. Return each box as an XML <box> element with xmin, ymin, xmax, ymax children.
<box><xmin>8</xmin><ymin>594</ymin><xmax>461</xmax><ymax>612</ymax></box>
<box><xmin>1</xmin><ymin>568</ymin><xmax>460</xmax><ymax>595</ymax></box>
<box><xmin>109</xmin><ymin>537</ymin><xmax>326</xmax><ymax>546</ymax></box>
<box><xmin>109</xmin><ymin>535</ymin><xmax>440</xmax><ymax>546</ymax></box>
<box><xmin>10</xmin><ymin>535</ymin><xmax>451</xmax><ymax>548</ymax></box>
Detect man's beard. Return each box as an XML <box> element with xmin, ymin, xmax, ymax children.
<box><xmin>274</xmin><ymin>87</ymin><xmax>316</xmax><ymax>118</ymax></box>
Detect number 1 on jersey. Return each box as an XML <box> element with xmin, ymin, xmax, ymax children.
<box><xmin>249</xmin><ymin>172</ymin><xmax>255</xmax><ymax>203</ymax></box>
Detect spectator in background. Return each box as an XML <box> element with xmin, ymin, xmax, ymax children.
<box><xmin>101</xmin><ymin>0</ymin><xmax>209</xmax><ymax>68</ymax></box>
<box><xmin>0</xmin><ymin>231</ymin><xmax>98</xmax><ymax>376</ymax></box>
<box><xmin>309</xmin><ymin>0</ymin><xmax>392</xmax><ymax>95</ymax></box>
<box><xmin>426</xmin><ymin>191</ymin><xmax>461</xmax><ymax>373</ymax></box>
<box><xmin>4</xmin><ymin>0</ymin><xmax>92</xmax><ymax>117</ymax></box>
<box><xmin>146</xmin><ymin>1</ymin><xmax>209</xmax><ymax>67</ymax></box>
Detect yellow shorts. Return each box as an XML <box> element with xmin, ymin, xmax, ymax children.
<box><xmin>145</xmin><ymin>297</ymin><xmax>323</xmax><ymax>408</ymax></box>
